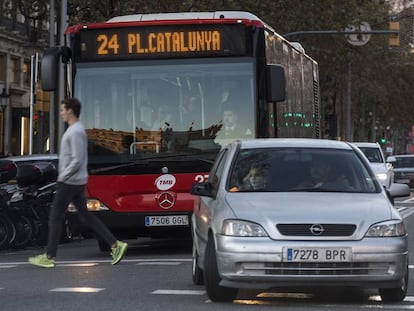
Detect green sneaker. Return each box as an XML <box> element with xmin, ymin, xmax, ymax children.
<box><xmin>111</xmin><ymin>241</ymin><xmax>128</xmax><ymax>265</ymax></box>
<box><xmin>28</xmin><ymin>253</ymin><xmax>55</xmax><ymax>268</ymax></box>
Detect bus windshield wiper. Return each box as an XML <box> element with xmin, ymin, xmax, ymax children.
<box><xmin>89</xmin><ymin>152</ymin><xmax>216</xmax><ymax>174</ymax></box>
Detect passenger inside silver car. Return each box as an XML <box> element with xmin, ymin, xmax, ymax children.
<box><xmin>298</xmin><ymin>158</ymin><xmax>352</xmax><ymax>190</ymax></box>
<box><xmin>241</xmin><ymin>164</ymin><xmax>267</xmax><ymax>190</ymax></box>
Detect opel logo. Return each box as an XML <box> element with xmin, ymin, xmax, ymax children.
<box><xmin>156</xmin><ymin>191</ymin><xmax>175</xmax><ymax>209</ymax></box>
<box><xmin>310</xmin><ymin>224</ymin><xmax>324</xmax><ymax>236</ymax></box>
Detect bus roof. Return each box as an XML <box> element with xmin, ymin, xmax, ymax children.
<box><xmin>107</xmin><ymin>11</ymin><xmax>262</xmax><ymax>23</ymax></box>
<box><xmin>66</xmin><ymin>11</ymin><xmax>267</xmax><ymax>33</ymax></box>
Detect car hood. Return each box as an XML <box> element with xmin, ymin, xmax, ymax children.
<box><xmin>224</xmin><ymin>192</ymin><xmax>394</xmax><ymax>240</ymax></box>
<box><xmin>369</xmin><ymin>163</ymin><xmax>388</xmax><ymax>174</ymax></box>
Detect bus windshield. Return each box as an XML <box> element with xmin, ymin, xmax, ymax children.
<box><xmin>74</xmin><ymin>58</ymin><xmax>255</xmax><ymax>162</ymax></box>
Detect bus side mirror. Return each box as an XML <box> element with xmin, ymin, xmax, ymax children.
<box><xmin>41</xmin><ymin>47</ymin><xmax>61</xmax><ymax>91</ymax></box>
<box><xmin>266</xmin><ymin>64</ymin><xmax>286</xmax><ymax>102</ymax></box>
<box><xmin>41</xmin><ymin>46</ymin><xmax>71</xmax><ymax>92</ymax></box>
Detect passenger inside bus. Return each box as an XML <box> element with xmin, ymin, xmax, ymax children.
<box><xmin>151</xmin><ymin>104</ymin><xmax>173</xmax><ymax>131</ymax></box>
<box><xmin>179</xmin><ymin>91</ymin><xmax>202</xmax><ymax>130</ymax></box>
<box><xmin>219</xmin><ymin>106</ymin><xmax>252</xmax><ymax>138</ymax></box>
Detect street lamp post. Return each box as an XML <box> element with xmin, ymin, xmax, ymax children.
<box><xmin>0</xmin><ymin>87</ymin><xmax>10</xmax><ymax>156</ymax></box>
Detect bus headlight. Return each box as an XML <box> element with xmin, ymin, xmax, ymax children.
<box><xmin>86</xmin><ymin>199</ymin><xmax>109</xmax><ymax>211</ymax></box>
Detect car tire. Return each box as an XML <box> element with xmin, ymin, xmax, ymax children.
<box><xmin>192</xmin><ymin>239</ymin><xmax>204</xmax><ymax>285</ymax></box>
<box><xmin>0</xmin><ymin>213</ymin><xmax>16</xmax><ymax>250</ymax></box>
<box><xmin>379</xmin><ymin>264</ymin><xmax>408</xmax><ymax>302</ymax></box>
<box><xmin>204</xmin><ymin>235</ymin><xmax>238</xmax><ymax>302</ymax></box>
<box><xmin>9</xmin><ymin>214</ymin><xmax>33</xmax><ymax>250</ymax></box>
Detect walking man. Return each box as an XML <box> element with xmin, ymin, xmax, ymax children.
<box><xmin>29</xmin><ymin>98</ymin><xmax>127</xmax><ymax>268</ymax></box>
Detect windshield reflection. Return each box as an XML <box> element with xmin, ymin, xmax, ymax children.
<box><xmin>75</xmin><ymin>58</ymin><xmax>255</xmax><ymax>162</ymax></box>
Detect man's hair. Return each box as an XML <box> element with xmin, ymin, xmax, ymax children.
<box><xmin>61</xmin><ymin>97</ymin><xmax>81</xmax><ymax>118</ymax></box>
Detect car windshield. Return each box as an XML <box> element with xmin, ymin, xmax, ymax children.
<box><xmin>393</xmin><ymin>157</ymin><xmax>414</xmax><ymax>168</ymax></box>
<box><xmin>228</xmin><ymin>148</ymin><xmax>379</xmax><ymax>193</ymax></box>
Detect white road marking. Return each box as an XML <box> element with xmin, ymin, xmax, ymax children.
<box><xmin>0</xmin><ymin>258</ymin><xmax>191</xmax><ymax>266</ymax></box>
<box><xmin>50</xmin><ymin>287</ymin><xmax>105</xmax><ymax>293</ymax></box>
<box><xmin>153</xmin><ymin>289</ymin><xmax>205</xmax><ymax>295</ymax></box>
<box><xmin>58</xmin><ymin>263</ymin><xmax>99</xmax><ymax>267</ymax></box>
<box><xmin>396</xmin><ymin>206</ymin><xmax>414</xmax><ymax>219</ymax></box>
<box><xmin>0</xmin><ymin>265</ymin><xmax>16</xmax><ymax>268</ymax></box>
<box><xmin>136</xmin><ymin>262</ymin><xmax>182</xmax><ymax>265</ymax></box>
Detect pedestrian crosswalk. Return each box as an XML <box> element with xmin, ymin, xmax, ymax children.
<box><xmin>396</xmin><ymin>205</ymin><xmax>414</xmax><ymax>218</ymax></box>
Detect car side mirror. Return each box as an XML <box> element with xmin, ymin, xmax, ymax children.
<box><xmin>190</xmin><ymin>182</ymin><xmax>213</xmax><ymax>197</ymax></box>
<box><xmin>388</xmin><ymin>183</ymin><xmax>410</xmax><ymax>198</ymax></box>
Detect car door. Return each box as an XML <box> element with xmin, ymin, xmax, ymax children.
<box><xmin>194</xmin><ymin>148</ymin><xmax>230</xmax><ymax>259</ymax></box>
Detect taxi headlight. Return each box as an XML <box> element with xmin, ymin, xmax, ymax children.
<box><xmin>86</xmin><ymin>199</ymin><xmax>109</xmax><ymax>211</ymax></box>
<box><xmin>366</xmin><ymin>220</ymin><xmax>406</xmax><ymax>237</ymax></box>
<box><xmin>222</xmin><ymin>219</ymin><xmax>268</xmax><ymax>237</ymax></box>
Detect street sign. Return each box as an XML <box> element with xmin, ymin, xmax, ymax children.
<box><xmin>346</xmin><ymin>22</ymin><xmax>371</xmax><ymax>46</ymax></box>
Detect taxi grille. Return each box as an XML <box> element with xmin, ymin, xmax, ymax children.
<box><xmin>241</xmin><ymin>262</ymin><xmax>390</xmax><ymax>276</ymax></box>
<box><xmin>276</xmin><ymin>224</ymin><xmax>356</xmax><ymax>236</ymax></box>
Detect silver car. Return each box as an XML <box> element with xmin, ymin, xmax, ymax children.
<box><xmin>388</xmin><ymin>154</ymin><xmax>414</xmax><ymax>188</ymax></box>
<box><xmin>191</xmin><ymin>138</ymin><xmax>408</xmax><ymax>302</ymax></box>
<box><xmin>353</xmin><ymin>142</ymin><xmax>394</xmax><ymax>189</ymax></box>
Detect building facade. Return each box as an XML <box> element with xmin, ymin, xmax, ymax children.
<box><xmin>0</xmin><ymin>13</ymin><xmax>49</xmax><ymax>156</ymax></box>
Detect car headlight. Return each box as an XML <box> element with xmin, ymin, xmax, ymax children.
<box><xmin>376</xmin><ymin>173</ymin><xmax>388</xmax><ymax>181</ymax></box>
<box><xmin>86</xmin><ymin>199</ymin><xmax>109</xmax><ymax>211</ymax></box>
<box><xmin>222</xmin><ymin>219</ymin><xmax>268</xmax><ymax>237</ymax></box>
<box><xmin>365</xmin><ymin>220</ymin><xmax>406</xmax><ymax>237</ymax></box>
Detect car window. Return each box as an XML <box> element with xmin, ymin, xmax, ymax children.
<box><xmin>358</xmin><ymin>147</ymin><xmax>383</xmax><ymax>163</ymax></box>
<box><xmin>228</xmin><ymin>148</ymin><xmax>379</xmax><ymax>193</ymax></box>
<box><xmin>209</xmin><ymin>149</ymin><xmax>228</xmax><ymax>191</ymax></box>
<box><xmin>393</xmin><ymin>157</ymin><xmax>414</xmax><ymax>168</ymax></box>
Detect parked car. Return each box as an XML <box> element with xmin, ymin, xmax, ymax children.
<box><xmin>191</xmin><ymin>138</ymin><xmax>408</xmax><ymax>302</ymax></box>
<box><xmin>388</xmin><ymin>154</ymin><xmax>414</xmax><ymax>188</ymax></box>
<box><xmin>3</xmin><ymin>154</ymin><xmax>58</xmax><ymax>167</ymax></box>
<box><xmin>2</xmin><ymin>154</ymin><xmax>58</xmax><ymax>186</ymax></box>
<box><xmin>352</xmin><ymin>142</ymin><xmax>394</xmax><ymax>189</ymax></box>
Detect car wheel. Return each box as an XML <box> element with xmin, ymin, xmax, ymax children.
<box><xmin>204</xmin><ymin>235</ymin><xmax>238</xmax><ymax>302</ymax></box>
<box><xmin>192</xmin><ymin>239</ymin><xmax>204</xmax><ymax>285</ymax></box>
<box><xmin>379</xmin><ymin>264</ymin><xmax>408</xmax><ymax>302</ymax></box>
<box><xmin>0</xmin><ymin>213</ymin><xmax>16</xmax><ymax>250</ymax></box>
<box><xmin>10</xmin><ymin>214</ymin><xmax>33</xmax><ymax>249</ymax></box>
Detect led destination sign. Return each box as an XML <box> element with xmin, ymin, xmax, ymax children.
<box><xmin>78</xmin><ymin>24</ymin><xmax>247</xmax><ymax>61</ymax></box>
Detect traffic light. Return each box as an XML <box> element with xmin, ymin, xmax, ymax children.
<box><xmin>33</xmin><ymin>113</ymin><xmax>39</xmax><ymax>135</ymax></box>
<box><xmin>380</xmin><ymin>137</ymin><xmax>387</xmax><ymax>144</ymax></box>
<box><xmin>389</xmin><ymin>21</ymin><xmax>400</xmax><ymax>47</ymax></box>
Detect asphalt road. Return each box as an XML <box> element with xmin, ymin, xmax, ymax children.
<box><xmin>0</xmin><ymin>196</ymin><xmax>414</xmax><ymax>311</ymax></box>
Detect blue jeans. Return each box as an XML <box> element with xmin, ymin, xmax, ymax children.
<box><xmin>45</xmin><ymin>182</ymin><xmax>117</xmax><ymax>258</ymax></box>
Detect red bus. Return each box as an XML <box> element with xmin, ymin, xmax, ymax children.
<box><xmin>41</xmin><ymin>11</ymin><xmax>320</xmax><ymax>250</ymax></box>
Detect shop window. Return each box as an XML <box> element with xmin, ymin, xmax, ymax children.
<box><xmin>23</xmin><ymin>60</ymin><xmax>30</xmax><ymax>86</ymax></box>
<box><xmin>0</xmin><ymin>54</ymin><xmax>5</xmax><ymax>81</ymax></box>
<box><xmin>11</xmin><ymin>57</ymin><xmax>20</xmax><ymax>84</ymax></box>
